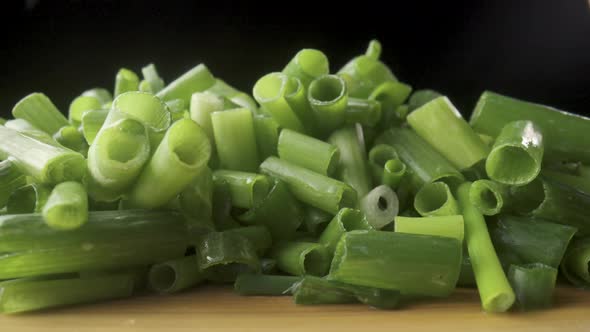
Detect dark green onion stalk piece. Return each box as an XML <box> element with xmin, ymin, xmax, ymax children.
<box><xmin>272</xmin><ymin>241</ymin><xmax>331</xmax><ymax>277</ymax></box>
<box><xmin>508</xmin><ymin>263</ymin><xmax>557</xmax><ymax>311</ymax></box>
<box><xmin>211</xmin><ymin>108</ymin><xmax>260</xmax><ymax>172</ymax></box>
<box><xmin>395</xmin><ymin>215</ymin><xmax>464</xmax><ymax>242</ymax></box>
<box><xmin>542</xmin><ymin>169</ymin><xmax>590</xmax><ymax>195</ymax></box>
<box><xmin>42</xmin><ymin>181</ymin><xmax>88</xmax><ymax>230</ymax></box>
<box><xmin>12</xmin><ymin>92</ymin><xmax>69</xmax><ymax>136</ymax></box>
<box><xmin>413</xmin><ymin>182</ymin><xmax>459</xmax><ymax>217</ymax></box>
<box><xmin>180</xmin><ymin>166</ymin><xmax>213</xmax><ymax>222</ymax></box>
<box><xmin>329</xmin><ymin>126</ymin><xmax>372</xmax><ymax>197</ymax></box>
<box><xmin>303</xmin><ymin>206</ymin><xmax>333</xmax><ymax>235</ymax></box>
<box><xmin>212</xmin><ymin>170</ymin><xmax>271</xmax><ymax>209</ymax></box>
<box><xmin>6</xmin><ymin>183</ymin><xmax>51</xmax><ymax>214</ymax></box>
<box><xmin>319</xmin><ymin>208</ymin><xmax>371</xmax><ymax>254</ymax></box>
<box><xmin>469</xmin><ymin>179</ymin><xmax>509</xmax><ymax>216</ymax></box>
<box><xmin>308</xmin><ymin>75</ymin><xmax>349</xmax><ymax>135</ymax></box>
<box><xmin>234</xmin><ymin>274</ymin><xmax>300</xmax><ymax>296</ymax></box>
<box><xmin>0</xmin><ymin>160</ymin><xmax>26</xmax><ymax>208</ymax></box>
<box><xmin>156</xmin><ymin>64</ymin><xmax>216</xmax><ymax>104</ymax></box>
<box><xmin>224</xmin><ymin>226</ymin><xmax>272</xmax><ymax>256</ymax></box>
<box><xmin>561</xmin><ymin>237</ymin><xmax>590</xmax><ymax>288</ymax></box>
<box><xmin>148</xmin><ymin>256</ymin><xmax>206</xmax><ymax>294</ymax></box>
<box><xmin>278</xmin><ymin>129</ymin><xmax>340</xmax><ymax>176</ymax></box>
<box><xmin>211</xmin><ymin>180</ymin><xmax>241</xmax><ymax>231</ymax></box>
<box><xmin>360</xmin><ymin>185</ymin><xmax>399</xmax><ymax>229</ymax></box>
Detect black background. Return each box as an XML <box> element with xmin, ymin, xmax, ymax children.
<box><xmin>1</xmin><ymin>0</ymin><xmax>590</xmax><ymax>118</ymax></box>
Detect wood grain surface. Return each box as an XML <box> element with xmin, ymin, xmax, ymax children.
<box><xmin>1</xmin><ymin>286</ymin><xmax>589</xmax><ymax>332</ymax></box>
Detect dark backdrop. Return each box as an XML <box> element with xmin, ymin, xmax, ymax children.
<box><xmin>1</xmin><ymin>0</ymin><xmax>590</xmax><ymax>118</ymax></box>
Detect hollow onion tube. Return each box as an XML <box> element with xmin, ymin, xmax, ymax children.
<box><xmin>148</xmin><ymin>256</ymin><xmax>205</xmax><ymax>294</ymax></box>
<box><xmin>207</xmin><ymin>79</ymin><xmax>258</xmax><ymax>111</ymax></box>
<box><xmin>127</xmin><ymin>119</ymin><xmax>211</xmax><ymax>209</ymax></box>
<box><xmin>308</xmin><ymin>75</ymin><xmax>349</xmax><ymax>134</ymax></box>
<box><xmin>318</xmin><ymin>208</ymin><xmax>371</xmax><ymax>254</ymax></box>
<box><xmin>278</xmin><ymin>129</ymin><xmax>339</xmax><ymax>176</ymax></box>
<box><xmin>414</xmin><ymin>182</ymin><xmax>459</xmax><ymax>217</ymax></box>
<box><xmin>253</xmin><ymin>73</ymin><xmax>306</xmax><ymax>132</ymax></box>
<box><xmin>272</xmin><ymin>241</ymin><xmax>331</xmax><ymax>277</ymax></box>
<box><xmin>111</xmin><ymin>91</ymin><xmax>171</xmax><ymax>132</ymax></box>
<box><xmin>114</xmin><ymin>68</ymin><xmax>139</xmax><ymax>97</ymax></box>
<box><xmin>0</xmin><ymin>126</ymin><xmax>86</xmax><ymax>184</ymax></box>
<box><xmin>196</xmin><ymin>231</ymin><xmax>260</xmax><ymax>283</ymax></box>
<box><xmin>507</xmin><ymin>263</ymin><xmax>557</xmax><ymax>311</ymax></box>
<box><xmin>212</xmin><ymin>170</ymin><xmax>271</xmax><ymax>209</ymax></box>
<box><xmin>542</xmin><ymin>169</ymin><xmax>590</xmax><ymax>195</ymax></box>
<box><xmin>343</xmin><ymin>98</ymin><xmax>382</xmax><ymax>127</ymax></box>
<box><xmin>328</xmin><ymin>230</ymin><xmax>461</xmax><ymax>297</ymax></box>
<box><xmin>179</xmin><ymin>166</ymin><xmax>213</xmax><ymax>221</ymax></box>
<box><xmin>0</xmin><ymin>210</ymin><xmax>189</xmax><ymax>279</ymax></box>
<box><xmin>42</xmin><ymin>181</ymin><xmax>88</xmax><ymax>230</ymax></box>
<box><xmin>53</xmin><ymin>125</ymin><xmax>89</xmax><ymax>157</ymax></box>
<box><xmin>489</xmin><ymin>216</ymin><xmax>577</xmax><ymax>269</ymax></box>
<box><xmin>190</xmin><ymin>91</ymin><xmax>224</xmax><ymax>142</ymax></box>
<box><xmin>260</xmin><ymin>157</ymin><xmax>357</xmax><ymax>215</ymax></box>
<box><xmin>395</xmin><ymin>215</ymin><xmax>464</xmax><ymax>242</ymax></box>
<box><xmin>407</xmin><ymin>96</ymin><xmax>489</xmax><ymax>169</ymax></box>
<box><xmin>234</xmin><ymin>274</ymin><xmax>300</xmax><ymax>296</ymax></box>
<box><xmin>0</xmin><ymin>273</ymin><xmax>135</xmax><ymax>314</ymax></box>
<box><xmin>11</xmin><ymin>93</ymin><xmax>69</xmax><ymax>136</ymax></box>
<box><xmin>369</xmin><ymin>81</ymin><xmax>412</xmax><ymax>126</ymax></box>
<box><xmin>141</xmin><ymin>63</ymin><xmax>165</xmax><ymax>94</ymax></box>
<box><xmin>376</xmin><ymin>127</ymin><xmax>464</xmax><ymax>193</ymax></box>
<box><xmin>253</xmin><ymin>115</ymin><xmax>280</xmax><ymax>161</ymax></box>
<box><xmin>561</xmin><ymin>237</ymin><xmax>590</xmax><ymax>288</ymax></box>
<box><xmin>211</xmin><ymin>108</ymin><xmax>260</xmax><ymax>172</ymax></box>
<box><xmin>0</xmin><ymin>160</ymin><xmax>26</xmax><ymax>208</ymax></box>
<box><xmin>68</xmin><ymin>95</ymin><xmax>102</xmax><ymax>126</ymax></box>
<box><xmin>485</xmin><ymin>120</ymin><xmax>543</xmax><ymax>185</ymax></box>
<box><xmin>82</xmin><ymin>88</ymin><xmax>112</xmax><ymax>106</ymax></box>
<box><xmin>303</xmin><ymin>206</ymin><xmax>333</xmax><ymax>235</ymax></box>
<box><xmin>156</xmin><ymin>64</ymin><xmax>216</xmax><ymax>104</ymax></box>
<box><xmin>81</xmin><ymin>109</ymin><xmax>108</xmax><ymax>145</ymax></box>
<box><xmin>408</xmin><ymin>89</ymin><xmax>442</xmax><ymax>111</ymax></box>
<box><xmin>471</xmin><ymin>91</ymin><xmax>590</xmax><ymax>163</ymax></box>
<box><xmin>468</xmin><ymin>179</ymin><xmax>509</xmax><ymax>216</ymax></box>
<box><xmin>6</xmin><ymin>183</ymin><xmax>51</xmax><ymax>214</ymax></box>
<box><xmin>282</xmin><ymin>48</ymin><xmax>329</xmax><ymax>87</ymax></box>
<box><xmin>329</xmin><ymin>126</ymin><xmax>372</xmax><ymax>197</ymax></box>
<box><xmin>457</xmin><ymin>182</ymin><xmax>515</xmax><ymax>313</ymax></box>
<box><xmin>239</xmin><ymin>179</ymin><xmax>303</xmax><ymax>241</ymax></box>
<box><xmin>368</xmin><ymin>144</ymin><xmax>406</xmax><ymax>189</ymax></box>
<box><xmin>224</xmin><ymin>226</ymin><xmax>273</xmax><ymax>256</ymax></box>
<box><xmin>360</xmin><ymin>185</ymin><xmax>399</xmax><ymax>229</ymax></box>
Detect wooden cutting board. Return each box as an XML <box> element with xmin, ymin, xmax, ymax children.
<box><xmin>1</xmin><ymin>286</ymin><xmax>589</xmax><ymax>331</ymax></box>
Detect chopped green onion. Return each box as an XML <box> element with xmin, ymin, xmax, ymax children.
<box><xmin>395</xmin><ymin>215</ymin><xmax>464</xmax><ymax>242</ymax></box>
<box><xmin>4</xmin><ymin>119</ymin><xmax>58</xmax><ymax>146</ymax></box>
<box><xmin>319</xmin><ymin>208</ymin><xmax>371</xmax><ymax>254</ymax></box>
<box><xmin>272</xmin><ymin>241</ymin><xmax>331</xmax><ymax>277</ymax></box>
<box><xmin>260</xmin><ymin>157</ymin><xmax>357</xmax><ymax>215</ymax></box>
<box><xmin>165</xmin><ymin>99</ymin><xmax>188</xmax><ymax>122</ymax></box>
<box><xmin>508</xmin><ymin>263</ymin><xmax>557</xmax><ymax>311</ymax></box>
<box><xmin>407</xmin><ymin>89</ymin><xmax>441</xmax><ymax>111</ymax></box>
<box><xmin>468</xmin><ymin>179</ymin><xmax>509</xmax><ymax>216</ymax></box>
<box><xmin>308</xmin><ymin>75</ymin><xmax>349</xmax><ymax>134</ymax></box>
<box><xmin>542</xmin><ymin>169</ymin><xmax>590</xmax><ymax>195</ymax></box>
<box><xmin>127</xmin><ymin>118</ymin><xmax>211</xmax><ymax>209</ymax></box>
<box><xmin>68</xmin><ymin>96</ymin><xmax>102</xmax><ymax>126</ymax></box>
<box><xmin>81</xmin><ymin>109</ymin><xmax>108</xmax><ymax>145</ymax></box>
<box><xmin>369</xmin><ymin>81</ymin><xmax>412</xmax><ymax>126</ymax></box>
<box><xmin>461</xmin><ymin>159</ymin><xmax>487</xmax><ymax>182</ymax></box>
<box><xmin>407</xmin><ymin>96</ymin><xmax>489</xmax><ymax>169</ymax></box>
<box><xmin>234</xmin><ymin>274</ymin><xmax>300</xmax><ymax>296</ymax></box>
<box><xmin>148</xmin><ymin>256</ymin><xmax>205</xmax><ymax>294</ymax></box>
<box><xmin>414</xmin><ymin>182</ymin><xmax>459</xmax><ymax>217</ymax></box>
<box><xmin>212</xmin><ymin>170</ymin><xmax>271</xmax><ymax>209</ymax></box>
<box><xmin>344</xmin><ymin>98</ymin><xmax>382</xmax><ymax>127</ymax></box>
<box><xmin>6</xmin><ymin>183</ymin><xmax>51</xmax><ymax>214</ymax></box>
<box><xmin>81</xmin><ymin>88</ymin><xmax>112</xmax><ymax>106</ymax></box>
<box><xmin>42</xmin><ymin>181</ymin><xmax>88</xmax><ymax>230</ymax></box>
<box><xmin>156</xmin><ymin>64</ymin><xmax>216</xmax><ymax>104</ymax></box>
<box><xmin>190</xmin><ymin>91</ymin><xmax>224</xmax><ymax>143</ymax></box>
<box><xmin>561</xmin><ymin>237</ymin><xmax>590</xmax><ymax>288</ymax></box>
<box><xmin>114</xmin><ymin>68</ymin><xmax>139</xmax><ymax>97</ymax></box>
<box><xmin>211</xmin><ymin>108</ymin><xmax>260</xmax><ymax>172</ymax></box>
<box><xmin>328</xmin><ymin>230</ymin><xmax>461</xmax><ymax>297</ymax></box>
<box><xmin>141</xmin><ymin>63</ymin><xmax>165</xmax><ymax>94</ymax></box>
<box><xmin>0</xmin><ymin>126</ymin><xmax>86</xmax><ymax>184</ymax></box>
<box><xmin>0</xmin><ymin>160</ymin><xmax>27</xmax><ymax>208</ymax></box>
<box><xmin>12</xmin><ymin>93</ymin><xmax>69</xmax><ymax>136</ymax></box>
<box><xmin>253</xmin><ymin>73</ymin><xmax>306</xmax><ymax>132</ymax></box>
<box><xmin>278</xmin><ymin>129</ymin><xmax>340</xmax><ymax>176</ymax></box>
<box><xmin>303</xmin><ymin>206</ymin><xmax>333</xmax><ymax>235</ymax></box>
<box><xmin>224</xmin><ymin>225</ymin><xmax>272</xmax><ymax>256</ymax></box>
<box><xmin>207</xmin><ymin>79</ymin><xmax>258</xmax><ymax>111</ymax></box>
<box><xmin>53</xmin><ymin>125</ymin><xmax>89</xmax><ymax>157</ymax></box>
<box><xmin>260</xmin><ymin>258</ymin><xmax>278</xmax><ymax>274</ymax></box>
<box><xmin>458</xmin><ymin>254</ymin><xmax>477</xmax><ymax>288</ymax></box>
<box><xmin>111</xmin><ymin>91</ymin><xmax>171</xmax><ymax>132</ymax></box>
<box><xmin>360</xmin><ymin>185</ymin><xmax>399</xmax><ymax>229</ymax></box>
<box><xmin>457</xmin><ymin>182</ymin><xmax>515</xmax><ymax>313</ymax></box>
<box><xmin>282</xmin><ymin>49</ymin><xmax>329</xmax><ymax>87</ymax></box>
<box><xmin>485</xmin><ymin>120</ymin><xmax>543</xmax><ymax>185</ymax></box>
<box><xmin>329</xmin><ymin>126</ymin><xmax>372</xmax><ymax>197</ymax></box>
<box><xmin>253</xmin><ymin>115</ymin><xmax>280</xmax><ymax>161</ymax></box>
<box><xmin>179</xmin><ymin>166</ymin><xmax>213</xmax><ymax>221</ymax></box>
<box><xmin>368</xmin><ymin>144</ymin><xmax>406</xmax><ymax>189</ymax></box>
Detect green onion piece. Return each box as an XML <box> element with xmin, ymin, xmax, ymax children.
<box><xmin>0</xmin><ymin>210</ymin><xmax>189</xmax><ymax>279</ymax></box>
<box><xmin>6</xmin><ymin>183</ymin><xmax>51</xmax><ymax>214</ymax></box>
<box><xmin>542</xmin><ymin>169</ymin><xmax>590</xmax><ymax>195</ymax></box>
<box><xmin>344</xmin><ymin>98</ymin><xmax>382</xmax><ymax>127</ymax></box>
<box><xmin>179</xmin><ymin>166</ymin><xmax>213</xmax><ymax>221</ymax></box>
<box><xmin>81</xmin><ymin>88</ymin><xmax>112</xmax><ymax>106</ymax></box>
<box><xmin>471</xmin><ymin>91</ymin><xmax>590</xmax><ymax>163</ymax></box>
<box><xmin>156</xmin><ymin>64</ymin><xmax>216</xmax><ymax>104</ymax></box>
<box><xmin>253</xmin><ymin>115</ymin><xmax>280</xmax><ymax>161</ymax></box>
<box><xmin>485</xmin><ymin>120</ymin><xmax>543</xmax><ymax>185</ymax></box>
<box><xmin>165</xmin><ymin>98</ymin><xmax>187</xmax><ymax>122</ymax></box>
<box><xmin>148</xmin><ymin>256</ymin><xmax>205</xmax><ymax>294</ymax></box>
<box><xmin>478</xmin><ymin>133</ymin><xmax>495</xmax><ymax>146</ymax></box>
<box><xmin>282</xmin><ymin>49</ymin><xmax>329</xmax><ymax>87</ymax></box>
<box><xmin>308</xmin><ymin>75</ymin><xmax>349</xmax><ymax>134</ymax></box>
<box><xmin>0</xmin><ymin>126</ymin><xmax>85</xmax><ymax>184</ymax></box>
<box><xmin>461</xmin><ymin>159</ymin><xmax>488</xmax><ymax>182</ymax></box>
<box><xmin>272</xmin><ymin>241</ymin><xmax>331</xmax><ymax>277</ymax></box>
<box><xmin>365</xmin><ymin>39</ymin><xmax>382</xmax><ymax>59</ymax></box>
<box><xmin>260</xmin><ymin>157</ymin><xmax>357</xmax><ymax>215</ymax></box>
<box><xmin>360</xmin><ymin>185</ymin><xmax>399</xmax><ymax>229</ymax></box>
<box><xmin>139</xmin><ymin>79</ymin><xmax>152</xmax><ymax>93</ymax></box>
<box><xmin>11</xmin><ymin>93</ymin><xmax>69</xmax><ymax>136</ymax></box>
<box><xmin>561</xmin><ymin>237</ymin><xmax>590</xmax><ymax>288</ymax></box>
<box><xmin>469</xmin><ymin>179</ymin><xmax>509</xmax><ymax>216</ymax></box>
<box><xmin>376</xmin><ymin>127</ymin><xmax>464</xmax><ymax>193</ymax></box>
<box><xmin>111</xmin><ymin>91</ymin><xmax>171</xmax><ymax>132</ymax></box>
<box><xmin>319</xmin><ymin>208</ymin><xmax>371</xmax><ymax>254</ymax></box>
<box><xmin>489</xmin><ymin>215</ymin><xmax>576</xmax><ymax>269</ymax></box>
<box><xmin>207</xmin><ymin>79</ymin><xmax>258</xmax><ymax>111</ymax></box>
<box><xmin>4</xmin><ymin>118</ymin><xmax>55</xmax><ymax>143</ymax></box>
<box><xmin>407</xmin><ymin>96</ymin><xmax>489</xmax><ymax>169</ymax></box>
<box><xmin>414</xmin><ymin>182</ymin><xmax>459</xmax><ymax>217</ymax></box>
<box><xmin>190</xmin><ymin>91</ymin><xmax>224</xmax><ymax>143</ymax></box>
<box><xmin>368</xmin><ymin>144</ymin><xmax>406</xmax><ymax>189</ymax></box>
<box><xmin>211</xmin><ymin>180</ymin><xmax>241</xmax><ymax>230</ymax></box>
<box><xmin>53</xmin><ymin>125</ymin><xmax>89</xmax><ymax>157</ymax></box>
<box><xmin>457</xmin><ymin>182</ymin><xmax>515</xmax><ymax>313</ymax></box>
<box><xmin>234</xmin><ymin>274</ymin><xmax>300</xmax><ymax>296</ymax></box>
<box><xmin>407</xmin><ymin>89</ymin><xmax>442</xmax><ymax>111</ymax></box>
<box><xmin>253</xmin><ymin>72</ymin><xmax>306</xmax><ymax>132</ymax></box>
<box><xmin>81</xmin><ymin>109</ymin><xmax>108</xmax><ymax>145</ymax></box>
<box><xmin>278</xmin><ymin>129</ymin><xmax>339</xmax><ymax>176</ymax></box>
<box><xmin>239</xmin><ymin>179</ymin><xmax>303</xmax><ymax>241</ymax></box>
<box><xmin>260</xmin><ymin>258</ymin><xmax>277</xmax><ymax>274</ymax></box>
<box><xmin>196</xmin><ymin>231</ymin><xmax>260</xmax><ymax>283</ymax></box>
<box><xmin>0</xmin><ymin>160</ymin><xmax>26</xmax><ymax>208</ymax></box>
<box><xmin>127</xmin><ymin>118</ymin><xmax>211</xmax><ymax>209</ymax></box>
<box><xmin>212</xmin><ymin>170</ymin><xmax>271</xmax><ymax>209</ymax></box>
<box><xmin>329</xmin><ymin>126</ymin><xmax>372</xmax><ymax>197</ymax></box>
<box><xmin>68</xmin><ymin>96</ymin><xmax>102</xmax><ymax>126</ymax></box>
<box><xmin>42</xmin><ymin>181</ymin><xmax>88</xmax><ymax>230</ymax></box>
<box><xmin>211</xmin><ymin>108</ymin><xmax>260</xmax><ymax>172</ymax></box>
<box><xmin>114</xmin><ymin>68</ymin><xmax>139</xmax><ymax>97</ymax></box>
<box><xmin>141</xmin><ymin>63</ymin><xmax>165</xmax><ymax>94</ymax></box>
<box><xmin>369</xmin><ymin>81</ymin><xmax>412</xmax><ymax>126</ymax></box>
<box><xmin>0</xmin><ymin>273</ymin><xmax>135</xmax><ymax>314</ymax></box>
<box><xmin>224</xmin><ymin>225</ymin><xmax>273</xmax><ymax>256</ymax></box>
<box><xmin>328</xmin><ymin>230</ymin><xmax>461</xmax><ymax>297</ymax></box>
<box><xmin>395</xmin><ymin>215</ymin><xmax>464</xmax><ymax>242</ymax></box>
<box><xmin>458</xmin><ymin>253</ymin><xmax>477</xmax><ymax>287</ymax></box>
<box><xmin>303</xmin><ymin>206</ymin><xmax>333</xmax><ymax>235</ymax></box>
<box><xmin>508</xmin><ymin>263</ymin><xmax>557</xmax><ymax>311</ymax></box>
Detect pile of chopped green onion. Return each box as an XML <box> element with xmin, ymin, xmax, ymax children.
<box><xmin>1</xmin><ymin>40</ymin><xmax>590</xmax><ymax>314</ymax></box>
